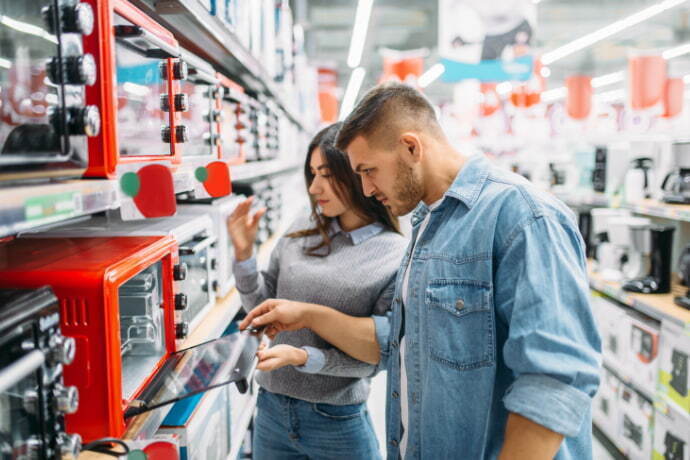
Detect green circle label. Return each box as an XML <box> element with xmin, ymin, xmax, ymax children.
<box><xmin>120</xmin><ymin>172</ymin><xmax>141</xmax><ymax>197</ymax></box>
<box><xmin>195</xmin><ymin>166</ymin><xmax>209</xmax><ymax>183</ymax></box>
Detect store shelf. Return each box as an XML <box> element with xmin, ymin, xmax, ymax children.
<box><xmin>231</xmin><ymin>160</ymin><xmax>302</xmax><ymax>183</ymax></box>
<box><xmin>0</xmin><ymin>180</ymin><xmax>119</xmax><ymax>239</ymax></box>
<box><xmin>228</xmin><ymin>391</ymin><xmax>259</xmax><ymax>460</ymax></box>
<box><xmin>129</xmin><ymin>0</ymin><xmax>311</xmax><ymax>132</ymax></box>
<box><xmin>621</xmin><ymin>198</ymin><xmax>690</xmax><ymax>223</ymax></box>
<box><xmin>588</xmin><ymin>263</ymin><xmax>690</xmax><ymax>328</ymax></box>
<box><xmin>601</xmin><ymin>360</ymin><xmax>655</xmax><ymax>402</ymax></box>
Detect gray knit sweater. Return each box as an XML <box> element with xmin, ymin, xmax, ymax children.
<box><xmin>233</xmin><ymin>215</ymin><xmax>408</xmax><ymax>405</ymax></box>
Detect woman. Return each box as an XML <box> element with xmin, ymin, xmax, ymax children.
<box><xmin>227</xmin><ymin>122</ymin><xmax>407</xmax><ymax>459</ymax></box>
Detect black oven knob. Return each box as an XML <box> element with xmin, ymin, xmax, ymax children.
<box><xmin>205</xmin><ymin>110</ymin><xmax>223</xmax><ymax>123</ymax></box>
<box><xmin>160</xmin><ymin>94</ymin><xmax>189</xmax><ymax>113</ymax></box>
<box><xmin>212</xmin><ymin>280</ymin><xmax>219</xmax><ymax>292</ymax></box>
<box><xmin>47</xmin><ymin>54</ymin><xmax>97</xmax><ymax>86</ymax></box>
<box><xmin>48</xmin><ymin>335</ymin><xmax>76</xmax><ymax>366</ymax></box>
<box><xmin>204</xmin><ymin>134</ymin><xmax>221</xmax><ymax>146</ymax></box>
<box><xmin>53</xmin><ymin>384</ymin><xmax>79</xmax><ymax>414</ymax></box>
<box><xmin>22</xmin><ymin>389</ymin><xmax>39</xmax><ymax>415</ymax></box>
<box><xmin>201</xmin><ymin>279</ymin><xmax>209</xmax><ymax>292</ymax></box>
<box><xmin>24</xmin><ymin>436</ymin><xmax>43</xmax><ymax>460</ymax></box>
<box><xmin>51</xmin><ymin>105</ymin><xmax>101</xmax><ymax>137</ymax></box>
<box><xmin>208</xmin><ymin>86</ymin><xmax>222</xmax><ymax>100</ymax></box>
<box><xmin>161</xmin><ymin>126</ymin><xmax>189</xmax><ymax>143</ymax></box>
<box><xmin>42</xmin><ymin>2</ymin><xmax>94</xmax><ymax>36</ymax></box>
<box><xmin>58</xmin><ymin>432</ymin><xmax>82</xmax><ymax>460</ymax></box>
<box><xmin>175</xmin><ymin>322</ymin><xmax>189</xmax><ymax>339</ymax></box>
<box><xmin>174</xmin><ymin>293</ymin><xmax>188</xmax><ymax>311</ymax></box>
<box><xmin>173</xmin><ymin>263</ymin><xmax>188</xmax><ymax>281</ymax></box>
<box><xmin>161</xmin><ymin>60</ymin><xmax>189</xmax><ymax>81</ymax></box>
<box><xmin>210</xmin><ymin>258</ymin><xmax>218</xmax><ymax>270</ymax></box>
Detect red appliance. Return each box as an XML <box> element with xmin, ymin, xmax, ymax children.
<box><xmin>0</xmin><ymin>236</ymin><xmax>261</xmax><ymax>443</ymax></box>
<box><xmin>82</xmin><ymin>0</ymin><xmax>186</xmax><ymax>178</ymax></box>
<box><xmin>218</xmin><ymin>74</ymin><xmax>248</xmax><ymax>166</ymax></box>
<box><xmin>0</xmin><ymin>236</ymin><xmax>181</xmax><ymax>441</ymax></box>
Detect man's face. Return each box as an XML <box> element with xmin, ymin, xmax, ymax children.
<box><xmin>346</xmin><ymin>135</ymin><xmax>424</xmax><ymax>216</ymax></box>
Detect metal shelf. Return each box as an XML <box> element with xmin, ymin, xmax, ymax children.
<box><xmin>130</xmin><ymin>0</ymin><xmax>312</xmax><ymax>133</ymax></box>
<box><xmin>0</xmin><ymin>180</ymin><xmax>119</xmax><ymax>238</ymax></box>
<box><xmin>231</xmin><ymin>160</ymin><xmax>302</xmax><ymax>183</ymax></box>
<box><xmin>622</xmin><ymin>198</ymin><xmax>690</xmax><ymax>223</ymax></box>
<box><xmin>588</xmin><ymin>264</ymin><xmax>690</xmax><ymax>328</ymax></box>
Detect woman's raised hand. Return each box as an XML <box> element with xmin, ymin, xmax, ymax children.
<box><xmin>226</xmin><ymin>196</ymin><xmax>267</xmax><ymax>261</ymax></box>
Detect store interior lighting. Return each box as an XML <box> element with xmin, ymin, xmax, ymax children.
<box><xmin>541</xmin><ymin>0</ymin><xmax>688</xmax><ymax>65</ymax></box>
<box><xmin>419</xmin><ymin>63</ymin><xmax>445</xmax><ymax>88</ymax></box>
<box><xmin>339</xmin><ymin>67</ymin><xmax>367</xmax><ymax>121</ymax></box>
<box><xmin>347</xmin><ymin>0</ymin><xmax>374</xmax><ymax>68</ymax></box>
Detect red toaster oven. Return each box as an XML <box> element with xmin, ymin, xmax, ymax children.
<box><xmin>82</xmin><ymin>0</ymin><xmax>186</xmax><ymax>179</ymax></box>
<box><xmin>0</xmin><ymin>236</ymin><xmax>260</xmax><ymax>442</ymax></box>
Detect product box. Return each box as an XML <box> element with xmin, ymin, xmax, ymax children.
<box><xmin>652</xmin><ymin>402</ymin><xmax>690</xmax><ymax>460</ymax></box>
<box><xmin>625</xmin><ymin>311</ymin><xmax>661</xmax><ymax>395</ymax></box>
<box><xmin>658</xmin><ymin>321</ymin><xmax>690</xmax><ymax>414</ymax></box>
<box><xmin>593</xmin><ymin>367</ymin><xmax>622</xmax><ymax>444</ymax></box>
<box><xmin>617</xmin><ymin>384</ymin><xmax>654</xmax><ymax>460</ymax></box>
<box><xmin>590</xmin><ymin>291</ymin><xmax>630</xmax><ymax>374</ymax></box>
<box><xmin>158</xmin><ymin>387</ymin><xmax>231</xmax><ymax>460</ymax></box>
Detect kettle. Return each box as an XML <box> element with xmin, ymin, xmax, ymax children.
<box><xmin>662</xmin><ymin>168</ymin><xmax>690</xmax><ymax>204</ymax></box>
<box><xmin>625</xmin><ymin>157</ymin><xmax>654</xmax><ymax>203</ymax></box>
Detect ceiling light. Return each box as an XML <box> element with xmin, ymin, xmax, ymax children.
<box><xmin>339</xmin><ymin>67</ymin><xmax>367</xmax><ymax>121</ymax></box>
<box><xmin>347</xmin><ymin>0</ymin><xmax>374</xmax><ymax>68</ymax></box>
<box><xmin>541</xmin><ymin>0</ymin><xmax>688</xmax><ymax>65</ymax></box>
<box><xmin>419</xmin><ymin>63</ymin><xmax>445</xmax><ymax>88</ymax></box>
<box><xmin>663</xmin><ymin>42</ymin><xmax>690</xmax><ymax>59</ymax></box>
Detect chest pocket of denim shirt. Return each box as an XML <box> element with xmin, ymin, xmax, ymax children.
<box><xmin>425</xmin><ymin>279</ymin><xmax>494</xmax><ymax>370</ymax></box>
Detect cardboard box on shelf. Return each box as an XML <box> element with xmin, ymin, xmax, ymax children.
<box><xmin>617</xmin><ymin>383</ymin><xmax>654</xmax><ymax>460</ymax></box>
<box><xmin>625</xmin><ymin>311</ymin><xmax>661</xmax><ymax>396</ymax></box>
<box><xmin>593</xmin><ymin>367</ymin><xmax>623</xmax><ymax>446</ymax></box>
<box><xmin>652</xmin><ymin>402</ymin><xmax>690</xmax><ymax>460</ymax></box>
<box><xmin>658</xmin><ymin>321</ymin><xmax>690</xmax><ymax>414</ymax></box>
<box><xmin>591</xmin><ymin>291</ymin><xmax>630</xmax><ymax>374</ymax></box>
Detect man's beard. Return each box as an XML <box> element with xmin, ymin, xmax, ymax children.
<box><xmin>391</xmin><ymin>157</ymin><xmax>424</xmax><ymax>216</ymax></box>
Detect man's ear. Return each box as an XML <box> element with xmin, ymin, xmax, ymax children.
<box><xmin>400</xmin><ymin>132</ymin><xmax>423</xmax><ymax>163</ymax></box>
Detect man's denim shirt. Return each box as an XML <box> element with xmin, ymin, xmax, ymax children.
<box><xmin>372</xmin><ymin>155</ymin><xmax>602</xmax><ymax>459</ymax></box>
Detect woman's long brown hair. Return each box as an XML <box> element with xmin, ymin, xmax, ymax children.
<box><xmin>286</xmin><ymin>122</ymin><xmax>399</xmax><ymax>256</ymax></box>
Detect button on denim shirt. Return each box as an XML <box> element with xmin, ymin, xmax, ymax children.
<box><xmin>373</xmin><ymin>155</ymin><xmax>602</xmax><ymax>459</ymax></box>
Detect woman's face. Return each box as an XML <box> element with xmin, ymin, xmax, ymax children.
<box><xmin>308</xmin><ymin>148</ymin><xmax>349</xmax><ymax>218</ymax></box>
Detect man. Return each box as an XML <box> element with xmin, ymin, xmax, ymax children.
<box><xmin>241</xmin><ymin>82</ymin><xmax>601</xmax><ymax>459</ymax></box>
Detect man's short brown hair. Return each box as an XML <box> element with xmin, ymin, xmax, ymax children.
<box><xmin>336</xmin><ymin>82</ymin><xmax>441</xmax><ymax>152</ymax></box>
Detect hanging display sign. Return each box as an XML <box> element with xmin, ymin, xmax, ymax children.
<box><xmin>438</xmin><ymin>0</ymin><xmax>536</xmax><ymax>82</ymax></box>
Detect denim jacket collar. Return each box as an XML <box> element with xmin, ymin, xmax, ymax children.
<box><xmin>411</xmin><ymin>154</ymin><xmax>490</xmax><ymax>227</ymax></box>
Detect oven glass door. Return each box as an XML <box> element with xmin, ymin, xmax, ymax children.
<box><xmin>178</xmin><ymin>233</ymin><xmax>214</xmax><ymax>327</ymax></box>
<box><xmin>219</xmin><ymin>99</ymin><xmax>241</xmax><ymax>162</ymax></box>
<box><xmin>181</xmin><ymin>81</ymin><xmax>215</xmax><ymax>158</ymax></box>
<box><xmin>114</xmin><ymin>15</ymin><xmax>170</xmax><ymax>158</ymax></box>
<box><xmin>0</xmin><ymin>326</ymin><xmax>43</xmax><ymax>458</ymax></box>
<box><xmin>124</xmin><ymin>331</ymin><xmax>260</xmax><ymax>418</ymax></box>
<box><xmin>120</xmin><ymin>261</ymin><xmax>166</xmax><ymax>401</ymax></box>
<box><xmin>0</xmin><ymin>0</ymin><xmax>88</xmax><ymax>172</ymax></box>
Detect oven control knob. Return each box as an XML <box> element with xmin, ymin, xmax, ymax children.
<box><xmin>172</xmin><ymin>60</ymin><xmax>188</xmax><ymax>80</ymax></box>
<box><xmin>54</xmin><ymin>384</ymin><xmax>79</xmax><ymax>414</ymax></box>
<box><xmin>210</xmin><ymin>258</ymin><xmax>218</xmax><ymax>270</ymax></box>
<box><xmin>175</xmin><ymin>293</ymin><xmax>188</xmax><ymax>311</ymax></box>
<box><xmin>234</xmin><ymin>121</ymin><xmax>246</xmax><ymax>130</ymax></box>
<box><xmin>51</xmin><ymin>106</ymin><xmax>101</xmax><ymax>137</ymax></box>
<box><xmin>24</xmin><ymin>436</ymin><xmax>43</xmax><ymax>460</ymax></box>
<box><xmin>161</xmin><ymin>126</ymin><xmax>189</xmax><ymax>144</ymax></box>
<box><xmin>212</xmin><ymin>280</ymin><xmax>219</xmax><ymax>292</ymax></box>
<box><xmin>173</xmin><ymin>263</ymin><xmax>188</xmax><ymax>281</ymax></box>
<box><xmin>43</xmin><ymin>2</ymin><xmax>94</xmax><ymax>36</ymax></box>
<box><xmin>49</xmin><ymin>335</ymin><xmax>76</xmax><ymax>366</ymax></box>
<box><xmin>236</xmin><ymin>136</ymin><xmax>246</xmax><ymax>144</ymax></box>
<box><xmin>208</xmin><ymin>87</ymin><xmax>222</xmax><ymax>101</ymax></box>
<box><xmin>22</xmin><ymin>389</ymin><xmax>39</xmax><ymax>415</ymax></box>
<box><xmin>205</xmin><ymin>110</ymin><xmax>223</xmax><ymax>123</ymax></box>
<box><xmin>160</xmin><ymin>94</ymin><xmax>189</xmax><ymax>113</ymax></box>
<box><xmin>58</xmin><ymin>432</ymin><xmax>82</xmax><ymax>460</ymax></box>
<box><xmin>47</xmin><ymin>54</ymin><xmax>97</xmax><ymax>86</ymax></box>
<box><xmin>204</xmin><ymin>133</ymin><xmax>221</xmax><ymax>146</ymax></box>
<box><xmin>175</xmin><ymin>322</ymin><xmax>189</xmax><ymax>339</ymax></box>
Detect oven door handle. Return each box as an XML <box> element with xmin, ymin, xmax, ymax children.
<box><xmin>179</xmin><ymin>235</ymin><xmax>216</xmax><ymax>256</ymax></box>
<box><xmin>141</xmin><ymin>27</ymin><xmax>179</xmax><ymax>59</ymax></box>
<box><xmin>115</xmin><ymin>25</ymin><xmax>179</xmax><ymax>59</ymax></box>
<box><xmin>0</xmin><ymin>350</ymin><xmax>45</xmax><ymax>393</ymax></box>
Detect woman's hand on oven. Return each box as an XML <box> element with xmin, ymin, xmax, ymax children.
<box><xmin>227</xmin><ymin>196</ymin><xmax>266</xmax><ymax>261</ymax></box>
<box><xmin>256</xmin><ymin>344</ymin><xmax>308</xmax><ymax>371</ymax></box>
<box><xmin>240</xmin><ymin>299</ymin><xmax>314</xmax><ymax>336</ymax></box>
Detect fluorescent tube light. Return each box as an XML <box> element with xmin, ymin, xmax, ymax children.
<box><xmin>339</xmin><ymin>67</ymin><xmax>367</xmax><ymax>121</ymax></box>
<box><xmin>591</xmin><ymin>71</ymin><xmax>624</xmax><ymax>88</ymax></box>
<box><xmin>541</xmin><ymin>0</ymin><xmax>688</xmax><ymax>65</ymax></box>
<box><xmin>347</xmin><ymin>0</ymin><xmax>374</xmax><ymax>69</ymax></box>
<box><xmin>663</xmin><ymin>42</ymin><xmax>690</xmax><ymax>59</ymax></box>
<box><xmin>419</xmin><ymin>63</ymin><xmax>445</xmax><ymax>88</ymax></box>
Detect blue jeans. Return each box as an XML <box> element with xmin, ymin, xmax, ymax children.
<box><xmin>253</xmin><ymin>389</ymin><xmax>381</xmax><ymax>460</ymax></box>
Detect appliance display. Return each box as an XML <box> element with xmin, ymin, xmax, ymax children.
<box><xmin>218</xmin><ymin>74</ymin><xmax>248</xmax><ymax>166</ymax></box>
<box><xmin>592</xmin><ymin>143</ymin><xmax>630</xmax><ymax>196</ymax></box>
<box><xmin>82</xmin><ymin>0</ymin><xmax>186</xmax><ymax>178</ymax></box>
<box><xmin>653</xmin><ymin>402</ymin><xmax>690</xmax><ymax>460</ymax></box>
<box><xmin>674</xmin><ymin>244</ymin><xmax>690</xmax><ymax>310</ymax></box>
<box><xmin>32</xmin><ymin>213</ymin><xmax>217</xmax><ymax>334</ymax></box>
<box><xmin>607</xmin><ymin>216</ymin><xmax>652</xmax><ymax>281</ymax></box>
<box><xmin>659</xmin><ymin>321</ymin><xmax>690</xmax><ymax>413</ymax></box>
<box><xmin>178</xmin><ymin>194</ymin><xmax>244</xmax><ymax>299</ymax></box>
<box><xmin>671</xmin><ymin>349</ymin><xmax>689</xmax><ymax>398</ymax></box>
<box><xmin>665</xmin><ymin>432</ymin><xmax>686</xmax><ymax>460</ymax></box>
<box><xmin>624</xmin><ymin>157</ymin><xmax>655</xmax><ymax>203</ymax></box>
<box><xmin>623</xmin><ymin>226</ymin><xmax>675</xmax><ymax>294</ymax></box>
<box><xmin>661</xmin><ymin>140</ymin><xmax>690</xmax><ymax>204</ymax></box>
<box><xmin>0</xmin><ymin>0</ymin><xmax>101</xmax><ymax>183</ymax></box>
<box><xmin>590</xmin><ymin>208</ymin><xmax>631</xmax><ymax>278</ymax></box>
<box><xmin>618</xmin><ymin>384</ymin><xmax>654</xmax><ymax>459</ymax></box>
<box><xmin>0</xmin><ymin>236</ymin><xmax>261</xmax><ymax>442</ymax></box>
<box><xmin>0</xmin><ymin>287</ymin><xmax>81</xmax><ymax>459</ymax></box>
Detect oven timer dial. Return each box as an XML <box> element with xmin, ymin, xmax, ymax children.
<box><xmin>48</xmin><ymin>335</ymin><xmax>76</xmax><ymax>366</ymax></box>
<box><xmin>53</xmin><ymin>384</ymin><xmax>79</xmax><ymax>414</ymax></box>
<box><xmin>174</xmin><ymin>293</ymin><xmax>188</xmax><ymax>311</ymax></box>
<box><xmin>50</xmin><ymin>105</ymin><xmax>101</xmax><ymax>137</ymax></box>
<box><xmin>23</xmin><ymin>436</ymin><xmax>43</xmax><ymax>460</ymax></box>
<box><xmin>173</xmin><ymin>262</ymin><xmax>188</xmax><ymax>281</ymax></box>
<box><xmin>58</xmin><ymin>432</ymin><xmax>82</xmax><ymax>460</ymax></box>
<box><xmin>42</xmin><ymin>2</ymin><xmax>95</xmax><ymax>36</ymax></box>
<box><xmin>175</xmin><ymin>322</ymin><xmax>189</xmax><ymax>339</ymax></box>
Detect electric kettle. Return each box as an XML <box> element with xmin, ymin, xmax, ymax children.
<box><xmin>625</xmin><ymin>157</ymin><xmax>654</xmax><ymax>203</ymax></box>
